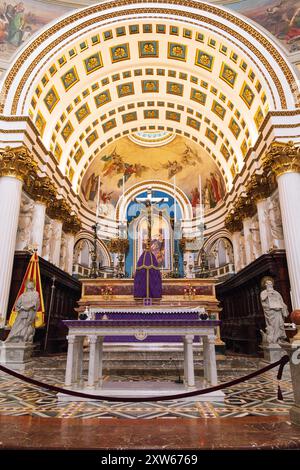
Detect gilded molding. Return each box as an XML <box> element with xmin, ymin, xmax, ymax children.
<box><xmin>63</xmin><ymin>214</ymin><xmax>82</xmax><ymax>234</ymax></box>
<box><xmin>234</xmin><ymin>195</ymin><xmax>256</xmax><ymax>220</ymax></box>
<box><xmin>107</xmin><ymin>238</ymin><xmax>129</xmax><ymax>254</ymax></box>
<box><xmin>26</xmin><ymin>175</ymin><xmax>57</xmax><ymax>205</ymax></box>
<box><xmin>46</xmin><ymin>198</ymin><xmax>72</xmax><ymax>222</ymax></box>
<box><xmin>246</xmin><ymin>172</ymin><xmax>274</xmax><ymax>203</ymax></box>
<box><xmin>224</xmin><ymin>212</ymin><xmax>243</xmax><ymax>233</ymax></box>
<box><xmin>263</xmin><ymin>141</ymin><xmax>300</xmax><ymax>178</ymax></box>
<box><xmin>0</xmin><ymin>146</ymin><xmax>38</xmax><ymax>182</ymax></box>
<box><xmin>0</xmin><ymin>1</ymin><xmax>296</xmax><ymax>114</ymax></box>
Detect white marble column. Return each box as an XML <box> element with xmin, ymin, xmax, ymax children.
<box><xmin>256</xmin><ymin>199</ymin><xmax>271</xmax><ymax>254</ymax></box>
<box><xmin>243</xmin><ymin>218</ymin><xmax>253</xmax><ymax>265</ymax></box>
<box><xmin>203</xmin><ymin>335</ymin><xmax>218</xmax><ymax>385</ymax></box>
<box><xmin>277</xmin><ymin>171</ymin><xmax>300</xmax><ymax>309</ymax></box>
<box><xmin>87</xmin><ymin>335</ymin><xmax>101</xmax><ymax>389</ymax></box>
<box><xmin>65</xmin><ymin>232</ymin><xmax>75</xmax><ymax>275</ymax></box>
<box><xmin>51</xmin><ymin>219</ymin><xmax>63</xmax><ymax>267</ymax></box>
<box><xmin>0</xmin><ymin>176</ymin><xmax>23</xmax><ymax>325</ymax></box>
<box><xmin>185</xmin><ymin>335</ymin><xmax>195</xmax><ymax>388</ymax></box>
<box><xmin>31</xmin><ymin>201</ymin><xmax>46</xmax><ymax>255</ymax></box>
<box><xmin>65</xmin><ymin>335</ymin><xmax>76</xmax><ymax>387</ymax></box>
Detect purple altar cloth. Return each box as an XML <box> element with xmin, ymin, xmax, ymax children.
<box><xmin>133</xmin><ymin>249</ymin><xmax>162</xmax><ymax>299</ymax></box>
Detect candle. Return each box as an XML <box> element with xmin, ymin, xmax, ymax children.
<box><xmin>122</xmin><ymin>175</ymin><xmax>125</xmax><ymax>199</ymax></box>
<box><xmin>173</xmin><ymin>175</ymin><xmax>177</xmax><ymax>223</ymax></box>
<box><xmin>96</xmin><ymin>175</ymin><xmax>101</xmax><ymax>219</ymax></box>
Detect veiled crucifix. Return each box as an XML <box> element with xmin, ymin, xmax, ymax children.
<box><xmin>134</xmin><ymin>187</ymin><xmax>168</xmax><ymax>249</ymax></box>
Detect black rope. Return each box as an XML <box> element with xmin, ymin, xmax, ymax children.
<box><xmin>0</xmin><ymin>355</ymin><xmax>290</xmax><ymax>403</ymax></box>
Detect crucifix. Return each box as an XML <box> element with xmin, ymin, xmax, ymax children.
<box><xmin>134</xmin><ymin>187</ymin><xmax>168</xmax><ymax>249</ymax></box>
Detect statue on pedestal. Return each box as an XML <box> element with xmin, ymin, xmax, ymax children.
<box><xmin>260</xmin><ymin>278</ymin><xmax>289</xmax><ymax>346</ymax></box>
<box><xmin>4</xmin><ymin>280</ymin><xmax>40</xmax><ymax>344</ymax></box>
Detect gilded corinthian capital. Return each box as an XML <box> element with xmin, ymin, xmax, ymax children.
<box><xmin>63</xmin><ymin>214</ymin><xmax>82</xmax><ymax>234</ymax></box>
<box><xmin>47</xmin><ymin>198</ymin><xmax>72</xmax><ymax>221</ymax></box>
<box><xmin>234</xmin><ymin>195</ymin><xmax>256</xmax><ymax>220</ymax></box>
<box><xmin>263</xmin><ymin>141</ymin><xmax>300</xmax><ymax>178</ymax></box>
<box><xmin>26</xmin><ymin>175</ymin><xmax>57</xmax><ymax>205</ymax></box>
<box><xmin>0</xmin><ymin>146</ymin><xmax>38</xmax><ymax>182</ymax></box>
<box><xmin>224</xmin><ymin>212</ymin><xmax>243</xmax><ymax>233</ymax></box>
<box><xmin>246</xmin><ymin>172</ymin><xmax>274</xmax><ymax>203</ymax></box>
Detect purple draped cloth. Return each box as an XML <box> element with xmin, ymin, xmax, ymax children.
<box><xmin>133</xmin><ymin>249</ymin><xmax>162</xmax><ymax>299</ymax></box>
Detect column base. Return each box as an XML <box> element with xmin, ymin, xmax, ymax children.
<box><xmin>0</xmin><ymin>342</ymin><xmax>34</xmax><ymax>371</ymax></box>
<box><xmin>57</xmin><ymin>380</ymin><xmax>225</xmax><ymax>402</ymax></box>
<box><xmin>260</xmin><ymin>343</ymin><xmax>286</xmax><ymax>363</ymax></box>
<box><xmin>290</xmin><ymin>405</ymin><xmax>300</xmax><ymax>427</ymax></box>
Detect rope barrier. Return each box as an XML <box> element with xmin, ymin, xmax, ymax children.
<box><xmin>0</xmin><ymin>355</ymin><xmax>290</xmax><ymax>403</ymax></box>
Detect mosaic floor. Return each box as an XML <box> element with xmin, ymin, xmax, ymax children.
<box><xmin>0</xmin><ymin>354</ymin><xmax>293</xmax><ymax>419</ymax></box>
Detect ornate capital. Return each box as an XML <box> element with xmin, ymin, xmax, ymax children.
<box><xmin>246</xmin><ymin>172</ymin><xmax>273</xmax><ymax>203</ymax></box>
<box><xmin>0</xmin><ymin>146</ymin><xmax>38</xmax><ymax>182</ymax></box>
<box><xmin>235</xmin><ymin>195</ymin><xmax>256</xmax><ymax>220</ymax></box>
<box><xmin>46</xmin><ymin>198</ymin><xmax>72</xmax><ymax>221</ymax></box>
<box><xmin>263</xmin><ymin>141</ymin><xmax>300</xmax><ymax>178</ymax></box>
<box><xmin>224</xmin><ymin>212</ymin><xmax>243</xmax><ymax>233</ymax></box>
<box><xmin>26</xmin><ymin>175</ymin><xmax>57</xmax><ymax>205</ymax></box>
<box><xmin>63</xmin><ymin>214</ymin><xmax>82</xmax><ymax>234</ymax></box>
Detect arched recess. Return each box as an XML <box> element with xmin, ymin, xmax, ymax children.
<box><xmin>0</xmin><ymin>0</ymin><xmax>298</xmax><ymax>202</ymax></box>
<box><xmin>199</xmin><ymin>229</ymin><xmax>233</xmax><ymax>267</ymax></box>
<box><xmin>74</xmin><ymin>231</ymin><xmax>111</xmax><ymax>266</ymax></box>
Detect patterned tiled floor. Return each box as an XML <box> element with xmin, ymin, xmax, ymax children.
<box><xmin>0</xmin><ymin>354</ymin><xmax>293</xmax><ymax>419</ymax></box>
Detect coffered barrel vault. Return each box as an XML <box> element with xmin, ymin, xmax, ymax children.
<box><xmin>0</xmin><ymin>0</ymin><xmax>299</xmax><ymax>201</ymax></box>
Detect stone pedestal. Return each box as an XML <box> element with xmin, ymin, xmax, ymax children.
<box><xmin>0</xmin><ymin>342</ymin><xmax>34</xmax><ymax>371</ymax></box>
<box><xmin>280</xmin><ymin>342</ymin><xmax>300</xmax><ymax>427</ymax></box>
<box><xmin>261</xmin><ymin>343</ymin><xmax>286</xmax><ymax>363</ymax></box>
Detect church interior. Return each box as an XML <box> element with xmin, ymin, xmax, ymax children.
<box><xmin>1</xmin><ymin>0</ymin><xmax>300</xmax><ymax>453</ymax></box>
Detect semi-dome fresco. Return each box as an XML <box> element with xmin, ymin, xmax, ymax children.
<box><xmin>81</xmin><ymin>135</ymin><xmax>226</xmax><ymax>217</ymax></box>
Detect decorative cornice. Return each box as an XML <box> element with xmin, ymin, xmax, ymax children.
<box><xmin>26</xmin><ymin>175</ymin><xmax>57</xmax><ymax>205</ymax></box>
<box><xmin>63</xmin><ymin>214</ymin><xmax>82</xmax><ymax>234</ymax></box>
<box><xmin>224</xmin><ymin>212</ymin><xmax>243</xmax><ymax>233</ymax></box>
<box><xmin>263</xmin><ymin>141</ymin><xmax>300</xmax><ymax>178</ymax></box>
<box><xmin>0</xmin><ymin>146</ymin><xmax>38</xmax><ymax>182</ymax></box>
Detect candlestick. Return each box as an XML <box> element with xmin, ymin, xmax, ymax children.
<box><xmin>96</xmin><ymin>175</ymin><xmax>101</xmax><ymax>219</ymax></box>
<box><xmin>173</xmin><ymin>175</ymin><xmax>177</xmax><ymax>223</ymax></box>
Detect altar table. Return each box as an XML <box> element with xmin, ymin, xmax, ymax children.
<box><xmin>61</xmin><ymin>316</ymin><xmax>222</xmax><ymax>401</ymax></box>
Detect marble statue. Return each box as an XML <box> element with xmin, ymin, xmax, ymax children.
<box><xmin>268</xmin><ymin>195</ymin><xmax>284</xmax><ymax>247</ymax></box>
<box><xmin>260</xmin><ymin>279</ymin><xmax>289</xmax><ymax>345</ymax></box>
<box><xmin>16</xmin><ymin>198</ymin><xmax>34</xmax><ymax>250</ymax></box>
<box><xmin>250</xmin><ymin>220</ymin><xmax>261</xmax><ymax>259</ymax></box>
<box><xmin>4</xmin><ymin>280</ymin><xmax>40</xmax><ymax>344</ymax></box>
<box><xmin>238</xmin><ymin>235</ymin><xmax>246</xmax><ymax>270</ymax></box>
<box><xmin>60</xmin><ymin>235</ymin><xmax>67</xmax><ymax>271</ymax></box>
<box><xmin>42</xmin><ymin>221</ymin><xmax>52</xmax><ymax>260</ymax></box>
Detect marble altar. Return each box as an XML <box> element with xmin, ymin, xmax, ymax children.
<box><xmin>59</xmin><ymin>312</ymin><xmax>224</xmax><ymax>402</ymax></box>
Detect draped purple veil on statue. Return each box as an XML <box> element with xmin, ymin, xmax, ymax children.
<box><xmin>133</xmin><ymin>250</ymin><xmax>162</xmax><ymax>299</ymax></box>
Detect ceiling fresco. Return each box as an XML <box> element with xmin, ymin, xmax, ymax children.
<box><xmin>0</xmin><ymin>0</ymin><xmax>299</xmax><ymax>73</ymax></box>
<box><xmin>81</xmin><ymin>135</ymin><xmax>226</xmax><ymax>217</ymax></box>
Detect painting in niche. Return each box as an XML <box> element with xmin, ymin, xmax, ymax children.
<box><xmin>138</xmin><ymin>215</ymin><xmax>170</xmax><ymax>270</ymax></box>
<box><xmin>0</xmin><ymin>1</ymin><xmax>70</xmax><ymax>61</ymax></box>
<box><xmin>81</xmin><ymin>135</ymin><xmax>226</xmax><ymax>215</ymax></box>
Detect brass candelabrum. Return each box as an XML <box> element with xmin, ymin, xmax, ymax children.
<box><xmin>101</xmin><ymin>286</ymin><xmax>114</xmax><ymax>300</ymax></box>
<box><xmin>183</xmin><ymin>284</ymin><xmax>197</xmax><ymax>300</ymax></box>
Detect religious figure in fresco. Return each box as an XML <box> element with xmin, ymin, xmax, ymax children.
<box><xmin>203</xmin><ymin>171</ymin><xmax>225</xmax><ymax>209</ymax></box>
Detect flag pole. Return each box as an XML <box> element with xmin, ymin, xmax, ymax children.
<box><xmin>44</xmin><ymin>276</ymin><xmax>56</xmax><ymax>353</ymax></box>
